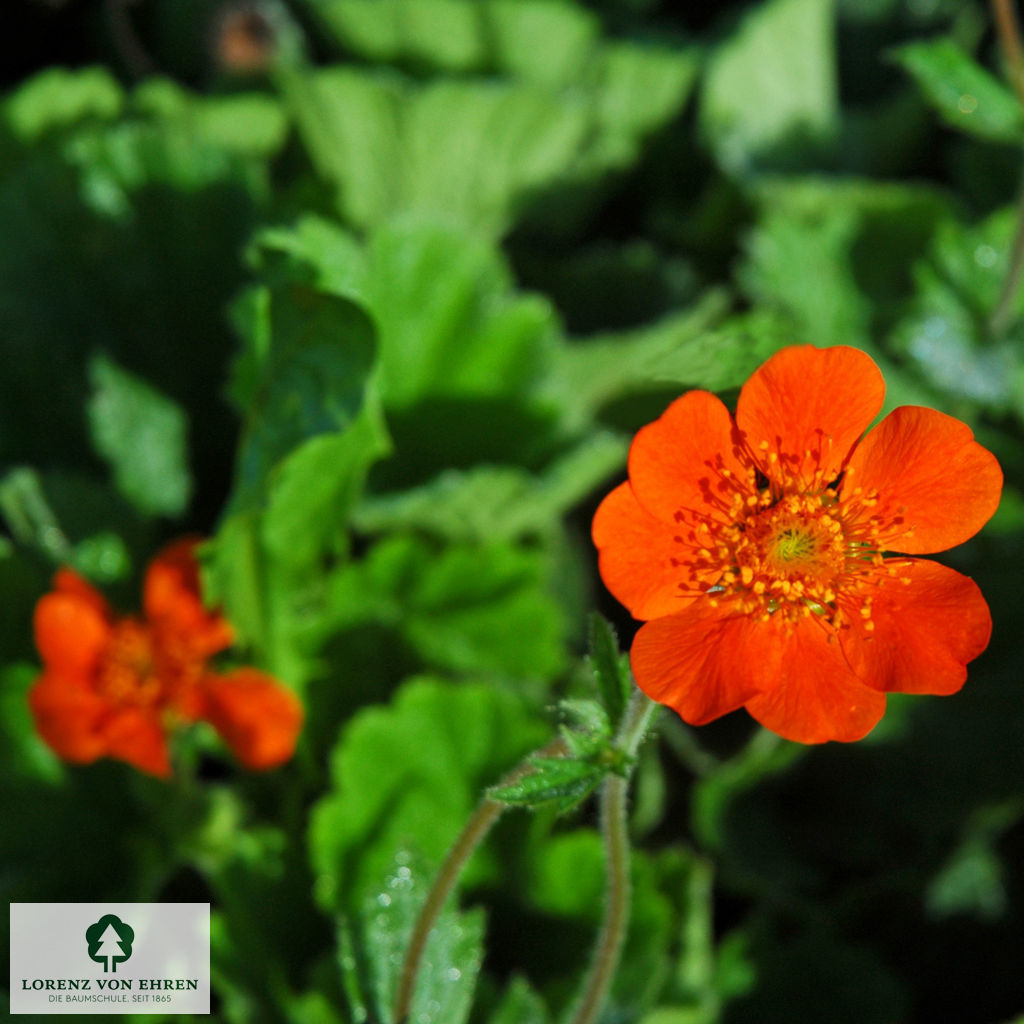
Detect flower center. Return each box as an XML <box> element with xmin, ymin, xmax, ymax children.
<box><xmin>96</xmin><ymin>621</ymin><xmax>205</xmax><ymax>714</ymax></box>
<box><xmin>97</xmin><ymin>621</ymin><xmax>163</xmax><ymax>708</ymax></box>
<box><xmin>675</xmin><ymin>451</ymin><xmax>895</xmax><ymax>630</ymax></box>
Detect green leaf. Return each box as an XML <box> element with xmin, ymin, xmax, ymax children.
<box><xmin>925</xmin><ymin>799</ymin><xmax>1024</xmax><ymax>921</ymax></box>
<box><xmin>350</xmin><ymin>852</ymin><xmax>485</xmax><ymax>1024</ymax></box>
<box><xmin>283</xmin><ymin>31</ymin><xmax>696</xmax><ymax>238</ymax></box>
<box><xmin>309</xmin><ymin>677</ymin><xmax>549</xmax><ymax>912</ymax></box>
<box><xmin>0</xmin><ymin>663</ymin><xmax>63</xmax><ymax>784</ymax></box>
<box><xmin>227</xmin><ymin>284</ymin><xmax>379</xmax><ymax>509</ymax></box>
<box><xmin>284</xmin><ymin>67</ymin><xmax>590</xmax><ymax>235</ymax></box>
<box><xmin>0</xmin><ymin>468</ymin><xmax>135</xmax><ymax>583</ymax></box>
<box><xmin>364</xmin><ymin>221</ymin><xmax>556</xmax><ymax>409</ymax></box>
<box><xmin>261</xmin><ymin>402</ymin><xmax>391</xmax><ymax>566</ymax></box>
<box><xmin>553</xmin><ymin>292</ymin><xmax>788</xmax><ymax>419</ymax></box>
<box><xmin>131</xmin><ymin>79</ymin><xmax>289</xmax><ymax>157</ymax></box>
<box><xmin>250</xmin><ymin>218</ymin><xmax>566</xmax><ymax>481</ymax></box>
<box><xmin>890</xmin><ymin>207</ymin><xmax>1023</xmax><ymax>411</ymax></box>
<box><xmin>352</xmin><ymin>432</ymin><xmax>626</xmax><ymax>544</ymax></box>
<box><xmin>894</xmin><ymin>37</ymin><xmax>1024</xmax><ymax>145</ymax></box>
<box><xmin>321</xmin><ymin>536</ymin><xmax>567</xmax><ymax>680</ymax></box>
<box><xmin>488</xmin><ymin>755</ymin><xmax>608</xmax><ymax>814</ymax></box>
<box><xmin>2</xmin><ymin>66</ymin><xmax>123</xmax><ymax>143</ymax></box>
<box><xmin>299</xmin><ymin>0</ymin><xmax>601</xmax><ymax>81</ymax></box>
<box><xmin>487</xmin><ymin>976</ymin><xmax>550</xmax><ymax>1024</ymax></box>
<box><xmin>0</xmin><ymin>79</ymin><xmax>263</xmax><ymax>480</ymax></box>
<box><xmin>206</xmin><ymin>281</ymin><xmax>385</xmax><ymax>679</ymax></box>
<box><xmin>739</xmin><ymin>177</ymin><xmax>950</xmax><ymax>408</ymax></box>
<box><xmin>86</xmin><ymin>353</ymin><xmax>191</xmax><ymax>517</ymax></box>
<box><xmin>700</xmin><ymin>0</ymin><xmax>838</xmax><ymax>173</ymax></box>
<box><xmin>587</xmin><ymin>614</ymin><xmax>632</xmax><ymax>729</ymax></box>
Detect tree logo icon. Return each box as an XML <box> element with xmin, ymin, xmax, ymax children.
<box><xmin>85</xmin><ymin>914</ymin><xmax>134</xmax><ymax>973</ymax></box>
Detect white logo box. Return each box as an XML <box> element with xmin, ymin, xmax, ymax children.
<box><xmin>10</xmin><ymin>903</ymin><xmax>210</xmax><ymax>1015</ymax></box>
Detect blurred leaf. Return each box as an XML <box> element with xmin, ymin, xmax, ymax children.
<box><xmin>207</xmin><ymin>282</ymin><xmax>386</xmax><ymax>679</ymax></box>
<box><xmin>1</xmin><ymin>66</ymin><xmax>123</xmax><ymax>144</ymax></box>
<box><xmin>132</xmin><ymin>79</ymin><xmax>289</xmax><ymax>157</ymax></box>
<box><xmin>227</xmin><ymin>284</ymin><xmax>378</xmax><ymax>510</ymax></box>
<box><xmin>261</xmin><ymin>403</ymin><xmax>391</xmax><ymax>566</ymax></box>
<box><xmin>890</xmin><ymin>206</ymin><xmax>1023</xmax><ymax>412</ymax></box>
<box><xmin>700</xmin><ymin>0</ymin><xmax>838</xmax><ymax>174</ymax></box>
<box><xmin>87</xmin><ymin>353</ymin><xmax>191</xmax><ymax>518</ymax></box>
<box><xmin>284</xmin><ymin>67</ymin><xmax>589</xmax><ymax>235</ymax></box>
<box><xmin>251</xmin><ymin>218</ymin><xmax>567</xmax><ymax>482</ymax></box>
<box><xmin>0</xmin><ymin>468</ymin><xmax>135</xmax><ymax>582</ymax></box>
<box><xmin>283</xmin><ymin>33</ymin><xmax>696</xmax><ymax>237</ymax></box>
<box><xmin>894</xmin><ymin>37</ymin><xmax>1024</xmax><ymax>145</ymax></box>
<box><xmin>486</xmin><ymin>976</ymin><xmax>550</xmax><ymax>1024</ymax></box>
<box><xmin>352</xmin><ymin>432</ymin><xmax>626</xmax><ymax>544</ymax></box>
<box><xmin>309</xmin><ymin>676</ymin><xmax>549</xmax><ymax>912</ymax></box>
<box><xmin>553</xmin><ymin>294</ymin><xmax>790</xmax><ymax>422</ymax></box>
<box><xmin>364</xmin><ymin>221</ymin><xmax>557</xmax><ymax>409</ymax></box>
<box><xmin>740</xmin><ymin>177</ymin><xmax>950</xmax><ymax>407</ymax></box>
<box><xmin>348</xmin><ymin>851</ymin><xmax>484</xmax><ymax>1024</ymax></box>
<box><xmin>0</xmin><ymin>663</ymin><xmax>63</xmax><ymax>784</ymax></box>
<box><xmin>925</xmin><ymin>798</ymin><xmax>1024</xmax><ymax>921</ymax></box>
<box><xmin>320</xmin><ymin>535</ymin><xmax>567</xmax><ymax>680</ymax></box>
<box><xmin>299</xmin><ymin>0</ymin><xmax>601</xmax><ymax>81</ymax></box>
<box><xmin>0</xmin><ymin>75</ymin><xmax>264</xmax><ymax>502</ymax></box>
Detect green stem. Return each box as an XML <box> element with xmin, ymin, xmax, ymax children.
<box><xmin>392</xmin><ymin>735</ymin><xmax>569</xmax><ymax>1024</ymax></box>
<box><xmin>566</xmin><ymin>687</ymin><xmax>660</xmax><ymax>1024</ymax></box>
<box><xmin>993</xmin><ymin>0</ymin><xmax>1024</xmax><ymax>107</ymax></box>
<box><xmin>990</xmin><ymin>0</ymin><xmax>1024</xmax><ymax>333</ymax></box>
<box><xmin>990</xmin><ymin>179</ymin><xmax>1024</xmax><ymax>335</ymax></box>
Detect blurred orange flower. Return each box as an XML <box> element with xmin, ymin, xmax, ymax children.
<box><xmin>29</xmin><ymin>538</ymin><xmax>303</xmax><ymax>777</ymax></box>
<box><xmin>593</xmin><ymin>345</ymin><xmax>1003</xmax><ymax>743</ymax></box>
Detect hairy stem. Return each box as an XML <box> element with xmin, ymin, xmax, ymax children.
<box><xmin>392</xmin><ymin>735</ymin><xmax>569</xmax><ymax>1024</ymax></box>
<box><xmin>993</xmin><ymin>0</ymin><xmax>1024</xmax><ymax>106</ymax></box>
<box><xmin>990</xmin><ymin>0</ymin><xmax>1024</xmax><ymax>332</ymax></box>
<box><xmin>566</xmin><ymin>687</ymin><xmax>660</xmax><ymax>1024</ymax></box>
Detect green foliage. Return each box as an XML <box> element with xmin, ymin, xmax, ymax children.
<box><xmin>587</xmin><ymin>613</ymin><xmax>634</xmax><ymax>729</ymax></box>
<box><xmin>286</xmin><ymin>0</ymin><xmax>697</xmax><ymax>235</ymax></box>
<box><xmin>341</xmin><ymin>852</ymin><xmax>485</xmax><ymax>1024</ymax></box>
<box><xmin>310</xmin><ymin>677</ymin><xmax>549</xmax><ymax>911</ymax></box>
<box><xmin>700</xmin><ymin>0</ymin><xmax>838</xmax><ymax>173</ymax></box>
<box><xmin>894</xmin><ymin>37</ymin><xmax>1024</xmax><ymax>145</ymax></box>
<box><xmin>87</xmin><ymin>353</ymin><xmax>192</xmax><ymax>517</ymax></box>
<box><xmin>3</xmin><ymin>2</ymin><xmax>1024</xmax><ymax>1023</ymax></box>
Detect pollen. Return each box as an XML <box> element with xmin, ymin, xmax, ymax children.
<box><xmin>96</xmin><ymin>619</ymin><xmax>204</xmax><ymax>712</ymax></box>
<box><xmin>674</xmin><ymin>442</ymin><xmax>888</xmax><ymax>632</ymax></box>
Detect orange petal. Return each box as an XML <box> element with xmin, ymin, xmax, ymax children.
<box><xmin>103</xmin><ymin>709</ymin><xmax>172</xmax><ymax>778</ymax></box>
<box><xmin>203</xmin><ymin>669</ymin><xmax>303</xmax><ymax>770</ymax></box>
<box><xmin>742</xmin><ymin>618</ymin><xmax>887</xmax><ymax>743</ymax></box>
<box><xmin>28</xmin><ymin>672</ymin><xmax>109</xmax><ymax>763</ymax></box>
<box><xmin>841</xmin><ymin>559</ymin><xmax>991</xmax><ymax>696</ymax></box>
<box><xmin>630</xmin><ymin>604</ymin><xmax>772</xmax><ymax>725</ymax></box>
<box><xmin>842</xmin><ymin>406</ymin><xmax>1003</xmax><ymax>554</ymax></box>
<box><xmin>736</xmin><ymin>345</ymin><xmax>885</xmax><ymax>486</ymax></box>
<box><xmin>53</xmin><ymin>568</ymin><xmax>111</xmax><ymax>617</ymax></box>
<box><xmin>627</xmin><ymin>390</ymin><xmax>747</xmax><ymax>525</ymax></box>
<box><xmin>592</xmin><ymin>482</ymin><xmax>715</xmax><ymax>620</ymax></box>
<box><xmin>144</xmin><ymin>538</ymin><xmax>234</xmax><ymax>656</ymax></box>
<box><xmin>34</xmin><ymin>590</ymin><xmax>111</xmax><ymax>676</ymax></box>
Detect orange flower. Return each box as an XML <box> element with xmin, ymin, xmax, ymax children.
<box><xmin>29</xmin><ymin>538</ymin><xmax>303</xmax><ymax>776</ymax></box>
<box><xmin>593</xmin><ymin>345</ymin><xmax>1003</xmax><ymax>743</ymax></box>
